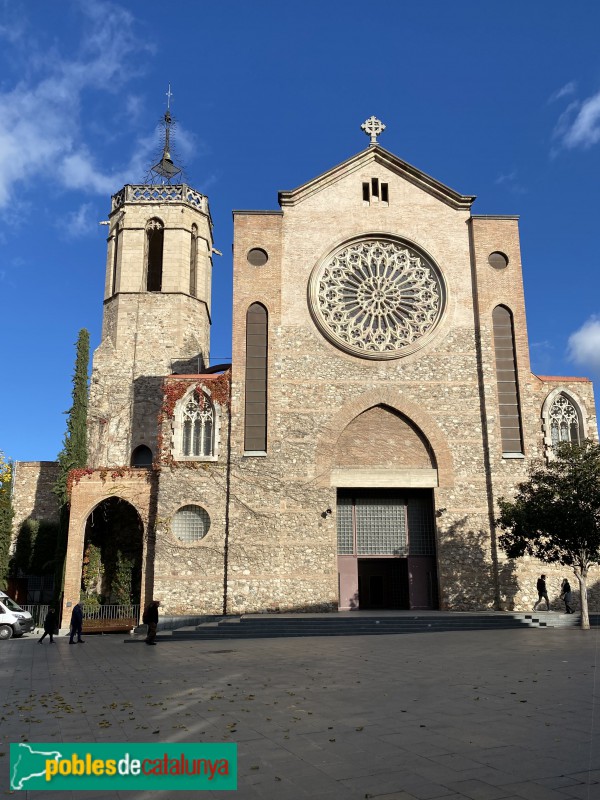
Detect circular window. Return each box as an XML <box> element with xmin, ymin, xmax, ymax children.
<box><xmin>247</xmin><ymin>248</ymin><xmax>269</xmax><ymax>266</ymax></box>
<box><xmin>488</xmin><ymin>251</ymin><xmax>509</xmax><ymax>269</ymax></box>
<box><xmin>308</xmin><ymin>235</ymin><xmax>446</xmax><ymax>360</ymax></box>
<box><xmin>172</xmin><ymin>505</ymin><xmax>211</xmax><ymax>543</ymax></box>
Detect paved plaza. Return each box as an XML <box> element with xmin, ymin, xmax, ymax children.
<box><xmin>1</xmin><ymin>626</ymin><xmax>600</xmax><ymax>800</ymax></box>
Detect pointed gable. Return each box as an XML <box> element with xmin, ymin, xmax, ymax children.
<box><xmin>278</xmin><ymin>145</ymin><xmax>476</xmax><ymax>211</ymax></box>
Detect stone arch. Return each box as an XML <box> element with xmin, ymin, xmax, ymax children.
<box><xmin>334</xmin><ymin>405</ymin><xmax>435</xmax><ymax>470</ymax></box>
<box><xmin>131</xmin><ymin>444</ymin><xmax>153</xmax><ymax>467</ymax></box>
<box><xmin>541</xmin><ymin>387</ymin><xmax>590</xmax><ymax>454</ymax></box>
<box><xmin>82</xmin><ymin>497</ymin><xmax>144</xmax><ymax>606</ymax></box>
<box><xmin>63</xmin><ymin>473</ymin><xmax>153</xmax><ymax>625</ymax></box>
<box><xmin>315</xmin><ymin>389</ymin><xmax>454</xmax><ymax>487</ymax></box>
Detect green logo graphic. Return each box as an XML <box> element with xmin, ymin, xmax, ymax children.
<box><xmin>10</xmin><ymin>742</ymin><xmax>237</xmax><ymax>791</ymax></box>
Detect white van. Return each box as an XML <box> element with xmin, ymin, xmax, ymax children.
<box><xmin>0</xmin><ymin>591</ymin><xmax>35</xmax><ymax>639</ymax></box>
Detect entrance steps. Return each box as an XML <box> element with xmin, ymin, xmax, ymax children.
<box><xmin>162</xmin><ymin>611</ymin><xmax>599</xmax><ymax>641</ymax></box>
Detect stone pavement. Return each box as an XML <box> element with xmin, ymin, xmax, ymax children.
<box><xmin>1</xmin><ymin>626</ymin><xmax>599</xmax><ymax>800</ymax></box>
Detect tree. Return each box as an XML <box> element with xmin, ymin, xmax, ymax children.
<box><xmin>52</xmin><ymin>329</ymin><xmax>90</xmax><ymax>607</ymax></box>
<box><xmin>54</xmin><ymin>329</ymin><xmax>90</xmax><ymax>506</ymax></box>
<box><xmin>0</xmin><ymin>451</ymin><xmax>13</xmax><ymax>586</ymax></box>
<box><xmin>497</xmin><ymin>440</ymin><xmax>600</xmax><ymax>630</ymax></box>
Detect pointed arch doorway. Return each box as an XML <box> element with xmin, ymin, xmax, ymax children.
<box><xmin>332</xmin><ymin>404</ymin><xmax>440</xmax><ymax>611</ymax></box>
<box><xmin>81</xmin><ymin>497</ymin><xmax>144</xmax><ymax>611</ymax></box>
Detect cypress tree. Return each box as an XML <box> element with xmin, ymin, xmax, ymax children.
<box><xmin>53</xmin><ymin>329</ymin><xmax>90</xmax><ymax>606</ymax></box>
<box><xmin>0</xmin><ymin>453</ymin><xmax>13</xmax><ymax>587</ymax></box>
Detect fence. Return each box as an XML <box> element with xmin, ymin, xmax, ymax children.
<box><xmin>81</xmin><ymin>604</ymin><xmax>140</xmax><ymax>633</ymax></box>
<box><xmin>21</xmin><ymin>604</ymin><xmax>49</xmax><ymax>627</ymax></box>
<box><xmin>20</xmin><ymin>604</ymin><xmax>140</xmax><ymax>632</ymax></box>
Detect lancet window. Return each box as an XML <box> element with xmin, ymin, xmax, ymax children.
<box><xmin>492</xmin><ymin>305</ymin><xmax>523</xmax><ymax>455</ymax></box>
<box><xmin>145</xmin><ymin>218</ymin><xmax>164</xmax><ymax>292</ymax></box>
<box><xmin>549</xmin><ymin>393</ymin><xmax>581</xmax><ymax>446</ymax></box>
<box><xmin>190</xmin><ymin>224</ymin><xmax>198</xmax><ymax>297</ymax></box>
<box><xmin>181</xmin><ymin>391</ymin><xmax>214</xmax><ymax>457</ymax></box>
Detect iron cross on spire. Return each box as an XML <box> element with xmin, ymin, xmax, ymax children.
<box><xmin>166</xmin><ymin>84</ymin><xmax>173</xmax><ymax>111</ymax></box>
<box><xmin>361</xmin><ymin>116</ymin><xmax>386</xmax><ymax>145</ymax></box>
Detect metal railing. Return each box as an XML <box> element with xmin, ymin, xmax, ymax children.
<box><xmin>82</xmin><ymin>604</ymin><xmax>139</xmax><ymax>622</ymax></box>
<box><xmin>20</xmin><ymin>603</ymin><xmax>140</xmax><ymax>630</ymax></box>
<box><xmin>20</xmin><ymin>604</ymin><xmax>49</xmax><ymax>627</ymax></box>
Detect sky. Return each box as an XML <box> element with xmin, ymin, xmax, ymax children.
<box><xmin>1</xmin><ymin>0</ymin><xmax>600</xmax><ymax>463</ymax></box>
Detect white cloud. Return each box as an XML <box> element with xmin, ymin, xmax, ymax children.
<box><xmin>63</xmin><ymin>203</ymin><xmax>95</xmax><ymax>239</ymax></box>
<box><xmin>567</xmin><ymin>317</ymin><xmax>600</xmax><ymax>375</ymax></box>
<box><xmin>553</xmin><ymin>90</ymin><xmax>600</xmax><ymax>150</ymax></box>
<box><xmin>0</xmin><ymin>2</ymin><xmax>151</xmax><ymax>209</ymax></box>
<box><xmin>494</xmin><ymin>170</ymin><xmax>526</xmax><ymax>194</ymax></box>
<box><xmin>548</xmin><ymin>81</ymin><xmax>577</xmax><ymax>104</ymax></box>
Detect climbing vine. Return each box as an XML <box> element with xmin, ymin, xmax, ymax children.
<box><xmin>156</xmin><ymin>370</ymin><xmax>231</xmax><ymax>467</ymax></box>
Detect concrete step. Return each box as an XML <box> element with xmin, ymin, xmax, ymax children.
<box><xmin>148</xmin><ymin>611</ymin><xmax>599</xmax><ymax>642</ymax></box>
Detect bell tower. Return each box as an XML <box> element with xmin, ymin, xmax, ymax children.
<box><xmin>88</xmin><ymin>98</ymin><xmax>214</xmax><ymax>467</ymax></box>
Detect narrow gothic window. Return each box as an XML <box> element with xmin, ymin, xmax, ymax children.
<box><xmin>549</xmin><ymin>394</ymin><xmax>581</xmax><ymax>446</ymax></box>
<box><xmin>145</xmin><ymin>218</ymin><xmax>164</xmax><ymax>292</ymax></box>
<box><xmin>244</xmin><ymin>303</ymin><xmax>268</xmax><ymax>452</ymax></box>
<box><xmin>189</xmin><ymin>224</ymin><xmax>198</xmax><ymax>297</ymax></box>
<box><xmin>111</xmin><ymin>228</ymin><xmax>120</xmax><ymax>296</ymax></box>
<box><xmin>181</xmin><ymin>391</ymin><xmax>214</xmax><ymax>457</ymax></box>
<box><xmin>492</xmin><ymin>305</ymin><xmax>524</xmax><ymax>454</ymax></box>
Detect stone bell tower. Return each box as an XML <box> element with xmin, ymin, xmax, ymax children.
<box><xmin>87</xmin><ymin>101</ymin><xmax>214</xmax><ymax>468</ymax></box>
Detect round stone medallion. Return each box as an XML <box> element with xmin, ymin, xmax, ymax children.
<box><xmin>308</xmin><ymin>235</ymin><xmax>446</xmax><ymax>359</ymax></box>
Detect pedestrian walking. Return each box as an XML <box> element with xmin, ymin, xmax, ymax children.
<box><xmin>561</xmin><ymin>578</ymin><xmax>574</xmax><ymax>614</ymax></box>
<box><xmin>533</xmin><ymin>574</ymin><xmax>551</xmax><ymax>611</ymax></box>
<box><xmin>38</xmin><ymin>607</ymin><xmax>57</xmax><ymax>644</ymax></box>
<box><xmin>143</xmin><ymin>600</ymin><xmax>160</xmax><ymax>645</ymax></box>
<box><xmin>69</xmin><ymin>602</ymin><xmax>84</xmax><ymax>643</ymax></box>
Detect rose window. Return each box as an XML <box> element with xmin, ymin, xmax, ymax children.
<box><xmin>308</xmin><ymin>236</ymin><xmax>445</xmax><ymax>359</ymax></box>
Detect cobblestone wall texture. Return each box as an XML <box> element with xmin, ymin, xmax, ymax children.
<box><xmin>11</xmin><ymin>461</ymin><xmax>60</xmax><ymax>544</ymax></box>
<box><xmin>53</xmin><ymin>145</ymin><xmax>600</xmax><ymax>617</ymax></box>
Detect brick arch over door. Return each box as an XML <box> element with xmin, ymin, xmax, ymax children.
<box><xmin>315</xmin><ymin>389</ymin><xmax>454</xmax><ymax>488</ymax></box>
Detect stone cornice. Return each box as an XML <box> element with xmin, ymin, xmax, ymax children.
<box><xmin>278</xmin><ymin>146</ymin><xmax>476</xmax><ymax>211</ymax></box>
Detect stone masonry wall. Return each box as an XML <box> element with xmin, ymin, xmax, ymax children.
<box><xmin>228</xmin><ymin>153</ymin><xmax>600</xmax><ymax>613</ymax></box>
<box><xmin>11</xmin><ymin>461</ymin><xmax>60</xmax><ymax>544</ymax></box>
<box><xmin>88</xmin><ymin>193</ymin><xmax>213</xmax><ymax>469</ymax></box>
<box><xmin>229</xmin><ymin>157</ymin><xmax>494</xmax><ymax>612</ymax></box>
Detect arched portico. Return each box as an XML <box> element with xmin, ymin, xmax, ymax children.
<box><xmin>62</xmin><ymin>470</ymin><xmax>154</xmax><ymax>626</ymax></box>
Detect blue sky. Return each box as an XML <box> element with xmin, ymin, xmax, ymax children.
<box><xmin>1</xmin><ymin>0</ymin><xmax>599</xmax><ymax>463</ymax></box>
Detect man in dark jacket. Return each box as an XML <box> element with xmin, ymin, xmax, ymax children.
<box><xmin>144</xmin><ymin>600</ymin><xmax>160</xmax><ymax>645</ymax></box>
<box><xmin>533</xmin><ymin>574</ymin><xmax>550</xmax><ymax>611</ymax></box>
<box><xmin>69</xmin><ymin>602</ymin><xmax>84</xmax><ymax>643</ymax></box>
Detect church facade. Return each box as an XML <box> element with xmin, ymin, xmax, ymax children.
<box><xmin>51</xmin><ymin>119</ymin><xmax>598</xmax><ymax>618</ymax></box>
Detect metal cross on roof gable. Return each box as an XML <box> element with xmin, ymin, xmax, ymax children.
<box><xmin>361</xmin><ymin>116</ymin><xmax>386</xmax><ymax>145</ymax></box>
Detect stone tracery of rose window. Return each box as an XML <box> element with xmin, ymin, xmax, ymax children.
<box><xmin>309</xmin><ymin>237</ymin><xmax>445</xmax><ymax>359</ymax></box>
<box><xmin>549</xmin><ymin>394</ymin><xmax>580</xmax><ymax>446</ymax></box>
